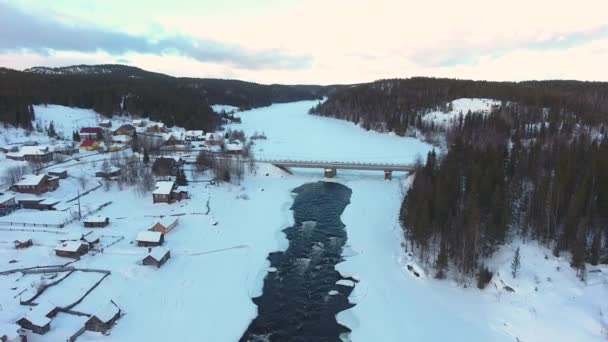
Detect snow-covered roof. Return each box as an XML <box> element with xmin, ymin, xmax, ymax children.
<box><xmin>14</xmin><ymin>174</ymin><xmax>46</xmax><ymax>186</ymax></box>
<box><xmin>112</xmin><ymin>135</ymin><xmax>131</xmax><ymax>143</ymax></box>
<box><xmin>158</xmin><ymin>217</ymin><xmax>178</xmax><ymax>228</ymax></box>
<box><xmin>205</xmin><ymin>132</ymin><xmax>223</xmax><ymax>140</ymax></box>
<box><xmin>22</xmin><ymin>301</ymin><xmax>55</xmax><ymax>327</ymax></box>
<box><xmin>163</xmin><ymin>131</ymin><xmax>185</xmax><ymax>141</ymax></box>
<box><xmin>99</xmin><ymin>119</ymin><xmax>111</xmax><ymax>124</ymax></box>
<box><xmin>6</xmin><ymin>145</ymin><xmax>50</xmax><ymax>158</ymax></box>
<box><xmin>55</xmin><ymin>241</ymin><xmax>86</xmax><ymax>252</ymax></box>
<box><xmin>225</xmin><ymin>141</ymin><xmax>244</xmax><ymax>151</ymax></box>
<box><xmin>91</xmin><ymin>302</ymin><xmax>120</xmax><ymax>323</ymax></box>
<box><xmin>33</xmin><ymin>301</ymin><xmax>56</xmax><ymax>317</ymax></box>
<box><xmin>153</xmin><ymin>181</ymin><xmax>175</xmax><ymax>195</ymax></box>
<box><xmin>84</xmin><ymin>215</ymin><xmax>108</xmax><ymax>223</ymax></box>
<box><xmin>0</xmin><ymin>193</ymin><xmax>15</xmax><ymax>204</ymax></box>
<box><xmin>185</xmin><ymin>130</ymin><xmax>204</xmax><ymax>137</ymax></box>
<box><xmin>136</xmin><ymin>231</ymin><xmax>163</xmax><ymax>242</ymax></box>
<box><xmin>146</xmin><ymin>247</ymin><xmax>170</xmax><ymax>262</ymax></box>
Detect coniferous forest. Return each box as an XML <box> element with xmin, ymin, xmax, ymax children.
<box><xmin>0</xmin><ymin>64</ymin><xmax>333</xmax><ymax>130</ymax></box>
<box><xmin>316</xmin><ymin>78</ymin><xmax>608</xmax><ymax>281</ymax></box>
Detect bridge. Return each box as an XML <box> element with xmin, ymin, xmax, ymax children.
<box><xmin>254</xmin><ymin>158</ymin><xmax>416</xmax><ymax>180</ymax></box>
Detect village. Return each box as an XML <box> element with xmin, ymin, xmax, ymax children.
<box><xmin>0</xmin><ymin>106</ymin><xmax>255</xmax><ymax>341</ymax></box>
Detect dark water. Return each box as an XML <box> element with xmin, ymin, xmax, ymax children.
<box><xmin>240</xmin><ymin>181</ymin><xmax>356</xmax><ymax>342</ymax></box>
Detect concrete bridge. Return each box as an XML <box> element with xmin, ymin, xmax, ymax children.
<box><xmin>255</xmin><ymin>159</ymin><xmax>416</xmax><ymax>180</ymax></box>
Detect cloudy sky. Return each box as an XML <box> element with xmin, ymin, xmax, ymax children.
<box><xmin>1</xmin><ymin>0</ymin><xmax>607</xmax><ymax>84</ymax></box>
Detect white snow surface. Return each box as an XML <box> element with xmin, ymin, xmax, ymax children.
<box><xmin>33</xmin><ymin>105</ymin><xmax>101</xmax><ymax>138</ymax></box>
<box><xmin>422</xmin><ymin>98</ymin><xmax>501</xmax><ymax>127</ymax></box>
<box><xmin>211</xmin><ymin>104</ymin><xmax>239</xmax><ymax>113</ymax></box>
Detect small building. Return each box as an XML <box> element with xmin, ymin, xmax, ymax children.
<box><xmin>131</xmin><ymin>119</ymin><xmax>146</xmax><ymax>127</ymax></box>
<box><xmin>6</xmin><ymin>146</ymin><xmax>53</xmax><ymax>163</ymax></box>
<box><xmin>52</xmin><ymin>143</ymin><xmax>79</xmax><ymax>156</ymax></box>
<box><xmin>99</xmin><ymin>119</ymin><xmax>112</xmax><ymax>128</ymax></box>
<box><xmin>84</xmin><ymin>216</ymin><xmax>109</xmax><ymax>228</ymax></box>
<box><xmin>85</xmin><ymin>301</ymin><xmax>121</xmax><ymax>333</ymax></box>
<box><xmin>225</xmin><ymin>140</ymin><xmax>244</xmax><ymax>155</ymax></box>
<box><xmin>152</xmin><ymin>181</ymin><xmax>176</xmax><ymax>203</ymax></box>
<box><xmin>205</xmin><ymin>132</ymin><xmax>224</xmax><ymax>146</ymax></box>
<box><xmin>14</xmin><ymin>239</ymin><xmax>33</xmax><ymax>249</ymax></box>
<box><xmin>80</xmin><ymin>232</ymin><xmax>101</xmax><ymax>248</ymax></box>
<box><xmin>142</xmin><ymin>247</ymin><xmax>171</xmax><ymax>268</ymax></box>
<box><xmin>80</xmin><ymin>127</ymin><xmax>103</xmax><ymax>141</ymax></box>
<box><xmin>16</xmin><ymin>301</ymin><xmax>57</xmax><ymax>335</ymax></box>
<box><xmin>11</xmin><ymin>175</ymin><xmax>59</xmax><ymax>194</ymax></box>
<box><xmin>80</xmin><ymin>140</ymin><xmax>99</xmax><ymax>151</ymax></box>
<box><xmin>95</xmin><ymin>167</ymin><xmax>121</xmax><ymax>179</ymax></box>
<box><xmin>150</xmin><ymin>217</ymin><xmax>179</xmax><ymax>234</ymax></box>
<box><xmin>163</xmin><ymin>131</ymin><xmax>185</xmax><ymax>146</ymax></box>
<box><xmin>113</xmin><ymin>124</ymin><xmax>136</xmax><ymax>136</ymax></box>
<box><xmin>16</xmin><ymin>197</ymin><xmax>59</xmax><ymax>210</ymax></box>
<box><xmin>54</xmin><ymin>241</ymin><xmax>89</xmax><ymax>258</ymax></box>
<box><xmin>48</xmin><ymin>169</ymin><xmax>68</xmax><ymax>179</ymax></box>
<box><xmin>146</xmin><ymin>123</ymin><xmax>166</xmax><ymax>133</ymax></box>
<box><xmin>136</xmin><ymin>231</ymin><xmax>164</xmax><ymax>247</ymax></box>
<box><xmin>185</xmin><ymin>130</ymin><xmax>205</xmax><ymax>141</ymax></box>
<box><xmin>151</xmin><ymin>157</ymin><xmax>182</xmax><ymax>176</ymax></box>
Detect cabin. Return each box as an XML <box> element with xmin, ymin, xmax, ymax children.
<box><xmin>152</xmin><ymin>181</ymin><xmax>176</xmax><ymax>203</ymax></box>
<box><xmin>146</xmin><ymin>123</ymin><xmax>167</xmax><ymax>133</ymax></box>
<box><xmin>113</xmin><ymin>124</ymin><xmax>136</xmax><ymax>136</ymax></box>
<box><xmin>99</xmin><ymin>119</ymin><xmax>112</xmax><ymax>128</ymax></box>
<box><xmin>54</xmin><ymin>241</ymin><xmax>89</xmax><ymax>258</ymax></box>
<box><xmin>0</xmin><ymin>323</ymin><xmax>25</xmax><ymax>342</ymax></box>
<box><xmin>85</xmin><ymin>301</ymin><xmax>121</xmax><ymax>333</ymax></box>
<box><xmin>6</xmin><ymin>146</ymin><xmax>53</xmax><ymax>163</ymax></box>
<box><xmin>185</xmin><ymin>130</ymin><xmax>205</xmax><ymax>141</ymax></box>
<box><xmin>142</xmin><ymin>247</ymin><xmax>171</xmax><ymax>268</ymax></box>
<box><xmin>84</xmin><ymin>215</ymin><xmax>109</xmax><ymax>228</ymax></box>
<box><xmin>16</xmin><ymin>301</ymin><xmax>57</xmax><ymax>335</ymax></box>
<box><xmin>80</xmin><ymin>232</ymin><xmax>101</xmax><ymax>248</ymax></box>
<box><xmin>14</xmin><ymin>239</ymin><xmax>33</xmax><ymax>249</ymax></box>
<box><xmin>80</xmin><ymin>127</ymin><xmax>103</xmax><ymax>141</ymax></box>
<box><xmin>225</xmin><ymin>140</ymin><xmax>244</xmax><ymax>155</ymax></box>
<box><xmin>136</xmin><ymin>231</ymin><xmax>164</xmax><ymax>247</ymax></box>
<box><xmin>151</xmin><ymin>157</ymin><xmax>182</xmax><ymax>176</ymax></box>
<box><xmin>48</xmin><ymin>169</ymin><xmax>68</xmax><ymax>179</ymax></box>
<box><xmin>95</xmin><ymin>167</ymin><xmax>121</xmax><ymax>179</ymax></box>
<box><xmin>150</xmin><ymin>217</ymin><xmax>179</xmax><ymax>234</ymax></box>
<box><xmin>11</xmin><ymin>175</ymin><xmax>59</xmax><ymax>194</ymax></box>
<box><xmin>162</xmin><ymin>131</ymin><xmax>185</xmax><ymax>146</ymax></box>
<box><xmin>80</xmin><ymin>139</ymin><xmax>99</xmax><ymax>151</ymax></box>
<box><xmin>16</xmin><ymin>197</ymin><xmax>59</xmax><ymax>210</ymax></box>
<box><xmin>205</xmin><ymin>132</ymin><xmax>224</xmax><ymax>146</ymax></box>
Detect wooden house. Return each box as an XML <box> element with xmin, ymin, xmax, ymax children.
<box><xmin>142</xmin><ymin>247</ymin><xmax>171</xmax><ymax>268</ymax></box>
<box><xmin>85</xmin><ymin>301</ymin><xmax>121</xmax><ymax>333</ymax></box>
<box><xmin>113</xmin><ymin>124</ymin><xmax>136</xmax><ymax>136</ymax></box>
<box><xmin>47</xmin><ymin>170</ymin><xmax>68</xmax><ymax>179</ymax></box>
<box><xmin>14</xmin><ymin>239</ymin><xmax>33</xmax><ymax>249</ymax></box>
<box><xmin>225</xmin><ymin>141</ymin><xmax>244</xmax><ymax>155</ymax></box>
<box><xmin>136</xmin><ymin>231</ymin><xmax>164</xmax><ymax>247</ymax></box>
<box><xmin>80</xmin><ymin>140</ymin><xmax>99</xmax><ymax>151</ymax></box>
<box><xmin>205</xmin><ymin>132</ymin><xmax>224</xmax><ymax>146</ymax></box>
<box><xmin>146</xmin><ymin>123</ymin><xmax>167</xmax><ymax>133</ymax></box>
<box><xmin>54</xmin><ymin>241</ymin><xmax>89</xmax><ymax>258</ymax></box>
<box><xmin>79</xmin><ymin>127</ymin><xmax>103</xmax><ymax>141</ymax></box>
<box><xmin>10</xmin><ymin>175</ymin><xmax>59</xmax><ymax>194</ymax></box>
<box><xmin>0</xmin><ymin>194</ymin><xmax>17</xmax><ymax>217</ymax></box>
<box><xmin>16</xmin><ymin>301</ymin><xmax>57</xmax><ymax>335</ymax></box>
<box><xmin>150</xmin><ymin>217</ymin><xmax>179</xmax><ymax>234</ymax></box>
<box><xmin>185</xmin><ymin>130</ymin><xmax>205</xmax><ymax>141</ymax></box>
<box><xmin>80</xmin><ymin>232</ymin><xmax>101</xmax><ymax>248</ymax></box>
<box><xmin>152</xmin><ymin>181</ymin><xmax>176</xmax><ymax>203</ymax></box>
<box><xmin>84</xmin><ymin>216</ymin><xmax>109</xmax><ymax>228</ymax></box>
<box><xmin>6</xmin><ymin>146</ymin><xmax>53</xmax><ymax>163</ymax></box>
<box><xmin>16</xmin><ymin>197</ymin><xmax>59</xmax><ymax>210</ymax></box>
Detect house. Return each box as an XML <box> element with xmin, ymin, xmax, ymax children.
<box><xmin>131</xmin><ymin>119</ymin><xmax>146</xmax><ymax>127</ymax></box>
<box><xmin>225</xmin><ymin>140</ymin><xmax>244</xmax><ymax>155</ymax></box>
<box><xmin>52</xmin><ymin>143</ymin><xmax>79</xmax><ymax>156</ymax></box>
<box><xmin>16</xmin><ymin>197</ymin><xmax>59</xmax><ymax>210</ymax></box>
<box><xmin>84</xmin><ymin>216</ymin><xmax>109</xmax><ymax>228</ymax></box>
<box><xmin>152</xmin><ymin>181</ymin><xmax>176</xmax><ymax>203</ymax></box>
<box><xmin>111</xmin><ymin>135</ymin><xmax>131</xmax><ymax>145</ymax></box>
<box><xmin>95</xmin><ymin>167</ymin><xmax>121</xmax><ymax>179</ymax></box>
<box><xmin>0</xmin><ymin>194</ymin><xmax>17</xmax><ymax>216</ymax></box>
<box><xmin>163</xmin><ymin>131</ymin><xmax>185</xmax><ymax>146</ymax></box>
<box><xmin>205</xmin><ymin>132</ymin><xmax>224</xmax><ymax>146</ymax></box>
<box><xmin>79</xmin><ymin>127</ymin><xmax>103</xmax><ymax>141</ymax></box>
<box><xmin>6</xmin><ymin>146</ymin><xmax>53</xmax><ymax>163</ymax></box>
<box><xmin>136</xmin><ymin>231</ymin><xmax>164</xmax><ymax>247</ymax></box>
<box><xmin>185</xmin><ymin>130</ymin><xmax>205</xmax><ymax>141</ymax></box>
<box><xmin>150</xmin><ymin>217</ymin><xmax>179</xmax><ymax>234</ymax></box>
<box><xmin>10</xmin><ymin>175</ymin><xmax>59</xmax><ymax>194</ymax></box>
<box><xmin>80</xmin><ymin>232</ymin><xmax>100</xmax><ymax>248</ymax></box>
<box><xmin>99</xmin><ymin>119</ymin><xmax>112</xmax><ymax>128</ymax></box>
<box><xmin>14</xmin><ymin>239</ymin><xmax>33</xmax><ymax>249</ymax></box>
<box><xmin>47</xmin><ymin>169</ymin><xmax>68</xmax><ymax>179</ymax></box>
<box><xmin>80</xmin><ymin>140</ymin><xmax>99</xmax><ymax>151</ymax></box>
<box><xmin>0</xmin><ymin>323</ymin><xmax>25</xmax><ymax>342</ymax></box>
<box><xmin>142</xmin><ymin>247</ymin><xmax>171</xmax><ymax>268</ymax></box>
<box><xmin>151</xmin><ymin>157</ymin><xmax>183</xmax><ymax>176</ymax></box>
<box><xmin>113</xmin><ymin>124</ymin><xmax>136</xmax><ymax>136</ymax></box>
<box><xmin>85</xmin><ymin>301</ymin><xmax>121</xmax><ymax>333</ymax></box>
<box><xmin>16</xmin><ymin>301</ymin><xmax>57</xmax><ymax>335</ymax></box>
<box><xmin>54</xmin><ymin>241</ymin><xmax>89</xmax><ymax>258</ymax></box>
<box><xmin>146</xmin><ymin>123</ymin><xmax>167</xmax><ymax>133</ymax></box>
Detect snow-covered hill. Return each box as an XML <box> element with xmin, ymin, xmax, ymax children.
<box><xmin>422</xmin><ymin>98</ymin><xmax>501</xmax><ymax>128</ymax></box>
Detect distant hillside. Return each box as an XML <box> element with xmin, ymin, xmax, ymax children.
<box><xmin>0</xmin><ymin>64</ymin><xmax>337</xmax><ymax>130</ymax></box>
<box><xmin>311</xmin><ymin>78</ymin><xmax>608</xmax><ymax>134</ymax></box>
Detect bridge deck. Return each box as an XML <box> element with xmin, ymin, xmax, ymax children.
<box><xmin>257</xmin><ymin>159</ymin><xmax>415</xmax><ymax>172</ymax></box>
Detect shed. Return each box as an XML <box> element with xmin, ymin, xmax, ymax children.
<box><xmin>11</xmin><ymin>174</ymin><xmax>59</xmax><ymax>194</ymax></box>
<box><xmin>150</xmin><ymin>217</ymin><xmax>179</xmax><ymax>234</ymax></box>
<box><xmin>14</xmin><ymin>239</ymin><xmax>33</xmax><ymax>249</ymax></box>
<box><xmin>54</xmin><ymin>241</ymin><xmax>89</xmax><ymax>258</ymax></box>
<box><xmin>84</xmin><ymin>301</ymin><xmax>121</xmax><ymax>333</ymax></box>
<box><xmin>16</xmin><ymin>301</ymin><xmax>56</xmax><ymax>335</ymax></box>
<box><xmin>47</xmin><ymin>170</ymin><xmax>68</xmax><ymax>179</ymax></box>
<box><xmin>136</xmin><ymin>231</ymin><xmax>164</xmax><ymax>247</ymax></box>
<box><xmin>84</xmin><ymin>215</ymin><xmax>109</xmax><ymax>228</ymax></box>
<box><xmin>95</xmin><ymin>167</ymin><xmax>121</xmax><ymax>179</ymax></box>
<box><xmin>142</xmin><ymin>247</ymin><xmax>171</xmax><ymax>268</ymax></box>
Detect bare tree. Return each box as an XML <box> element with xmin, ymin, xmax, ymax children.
<box><xmin>3</xmin><ymin>164</ymin><xmax>30</xmax><ymax>186</ymax></box>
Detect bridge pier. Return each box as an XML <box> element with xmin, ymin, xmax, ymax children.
<box><xmin>384</xmin><ymin>169</ymin><xmax>393</xmax><ymax>180</ymax></box>
<box><xmin>324</xmin><ymin>168</ymin><xmax>337</xmax><ymax>178</ymax></box>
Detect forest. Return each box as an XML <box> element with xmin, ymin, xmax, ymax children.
<box><xmin>0</xmin><ymin>64</ymin><xmax>333</xmax><ymax>130</ymax></box>
<box><xmin>316</xmin><ymin>77</ymin><xmax>608</xmax><ymax>283</ymax></box>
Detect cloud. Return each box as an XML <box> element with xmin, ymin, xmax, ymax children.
<box><xmin>408</xmin><ymin>25</ymin><xmax>608</xmax><ymax>68</ymax></box>
<box><xmin>0</xmin><ymin>2</ymin><xmax>312</xmax><ymax>70</ymax></box>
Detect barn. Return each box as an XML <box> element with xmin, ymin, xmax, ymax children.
<box><xmin>84</xmin><ymin>216</ymin><xmax>110</xmax><ymax>228</ymax></box>
<box><xmin>136</xmin><ymin>231</ymin><xmax>164</xmax><ymax>247</ymax></box>
<box><xmin>142</xmin><ymin>247</ymin><xmax>171</xmax><ymax>268</ymax></box>
<box><xmin>84</xmin><ymin>301</ymin><xmax>121</xmax><ymax>333</ymax></box>
<box><xmin>54</xmin><ymin>241</ymin><xmax>89</xmax><ymax>258</ymax></box>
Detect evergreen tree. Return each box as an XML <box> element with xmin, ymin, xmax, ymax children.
<box><xmin>511</xmin><ymin>247</ymin><xmax>521</xmax><ymax>278</ymax></box>
<box><xmin>143</xmin><ymin>148</ymin><xmax>150</xmax><ymax>165</ymax></box>
<box><xmin>131</xmin><ymin>131</ymin><xmax>140</xmax><ymax>152</ymax></box>
<box><xmin>175</xmin><ymin>168</ymin><xmax>188</xmax><ymax>186</ymax></box>
<box><xmin>47</xmin><ymin>121</ymin><xmax>57</xmax><ymax>138</ymax></box>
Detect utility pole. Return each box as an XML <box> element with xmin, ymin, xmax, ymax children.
<box><xmin>77</xmin><ymin>189</ymin><xmax>82</xmax><ymax>220</ymax></box>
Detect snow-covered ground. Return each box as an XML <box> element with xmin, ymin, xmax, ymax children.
<box><xmin>33</xmin><ymin>105</ymin><xmax>102</xmax><ymax>138</ymax></box>
<box><xmin>422</xmin><ymin>98</ymin><xmax>501</xmax><ymax>128</ymax></box>
<box><xmin>212</xmin><ymin>104</ymin><xmax>239</xmax><ymax>113</ymax></box>
<box><xmin>0</xmin><ymin>100</ymin><xmax>605</xmax><ymax>342</ymax></box>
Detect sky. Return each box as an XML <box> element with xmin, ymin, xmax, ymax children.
<box><xmin>1</xmin><ymin>0</ymin><xmax>608</xmax><ymax>84</ymax></box>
